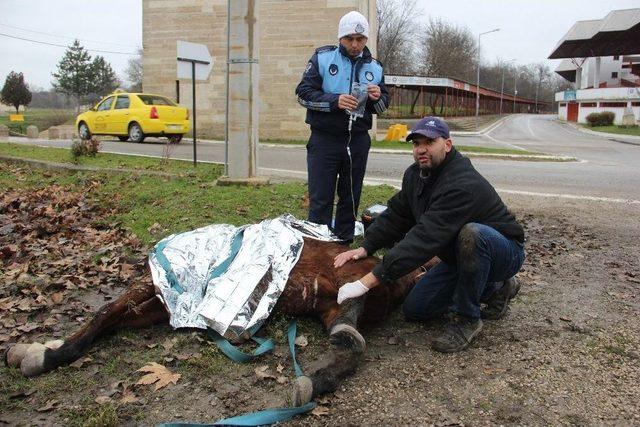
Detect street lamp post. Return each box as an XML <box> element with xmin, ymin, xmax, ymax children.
<box><xmin>513</xmin><ymin>71</ymin><xmax>525</xmax><ymax>114</ymax></box>
<box><xmin>476</xmin><ymin>28</ymin><xmax>500</xmax><ymax>130</ymax></box>
<box><xmin>499</xmin><ymin>59</ymin><xmax>515</xmax><ymax>116</ymax></box>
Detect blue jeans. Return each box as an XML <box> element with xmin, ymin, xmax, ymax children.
<box><xmin>402</xmin><ymin>223</ymin><xmax>525</xmax><ymax>320</ymax></box>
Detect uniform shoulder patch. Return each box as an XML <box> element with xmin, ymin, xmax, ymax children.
<box><xmin>315</xmin><ymin>45</ymin><xmax>338</xmax><ymax>54</ymax></box>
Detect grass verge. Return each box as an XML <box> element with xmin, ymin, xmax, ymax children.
<box><xmin>0</xmin><ymin>145</ymin><xmax>395</xmax><ymax>247</ymax></box>
<box><xmin>0</xmin><ymin>109</ymin><xmax>75</xmax><ymax>134</ymax></box>
<box><xmin>581</xmin><ymin>124</ymin><xmax>640</xmax><ymax>137</ymax></box>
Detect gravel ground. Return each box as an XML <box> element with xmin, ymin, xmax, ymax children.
<box><xmin>290</xmin><ymin>195</ymin><xmax>640</xmax><ymax>426</ymax></box>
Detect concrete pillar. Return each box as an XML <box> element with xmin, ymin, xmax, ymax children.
<box><xmin>575</xmin><ymin>66</ymin><xmax>582</xmax><ymax>89</ymax></box>
<box><xmin>48</xmin><ymin>126</ymin><xmax>60</xmax><ymax>139</ymax></box>
<box><xmin>225</xmin><ymin>0</ymin><xmax>263</xmax><ymax>182</ymax></box>
<box><xmin>26</xmin><ymin>125</ymin><xmax>39</xmax><ymax>139</ymax></box>
<box><xmin>594</xmin><ymin>57</ymin><xmax>601</xmax><ymax>88</ymax></box>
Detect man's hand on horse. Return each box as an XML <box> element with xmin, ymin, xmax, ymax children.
<box><xmin>333</xmin><ymin>247</ymin><xmax>368</xmax><ymax>268</ymax></box>
<box><xmin>337</xmin><ymin>280</ymin><xmax>369</xmax><ymax>304</ymax></box>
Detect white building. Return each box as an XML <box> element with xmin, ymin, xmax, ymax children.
<box><xmin>549</xmin><ymin>8</ymin><xmax>640</xmax><ymax>125</ymax></box>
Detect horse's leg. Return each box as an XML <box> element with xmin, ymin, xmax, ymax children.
<box><xmin>5</xmin><ymin>281</ymin><xmax>167</xmax><ymax>376</ymax></box>
<box><xmin>292</xmin><ymin>289</ymin><xmax>367</xmax><ymax>406</ymax></box>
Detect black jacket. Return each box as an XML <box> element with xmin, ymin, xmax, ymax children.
<box><xmin>295</xmin><ymin>45</ymin><xmax>389</xmax><ymax>135</ymax></box>
<box><xmin>362</xmin><ymin>148</ymin><xmax>525</xmax><ymax>282</ymax></box>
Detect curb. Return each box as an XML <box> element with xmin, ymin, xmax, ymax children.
<box><xmin>262</xmin><ymin>142</ymin><xmax>575</xmax><ymax>161</ymax></box>
<box><xmin>561</xmin><ymin>121</ymin><xmax>640</xmax><ymax>144</ymax></box>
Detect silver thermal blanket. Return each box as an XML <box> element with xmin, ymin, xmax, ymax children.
<box><xmin>148</xmin><ymin>214</ymin><xmax>354</xmax><ymax>340</ymax></box>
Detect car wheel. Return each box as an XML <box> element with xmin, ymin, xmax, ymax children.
<box><xmin>128</xmin><ymin>123</ymin><xmax>145</xmax><ymax>143</ymax></box>
<box><xmin>118</xmin><ymin>136</ymin><xmax>129</xmax><ymax>142</ymax></box>
<box><xmin>168</xmin><ymin>135</ymin><xmax>183</xmax><ymax>144</ymax></box>
<box><xmin>78</xmin><ymin>122</ymin><xmax>91</xmax><ymax>140</ymax></box>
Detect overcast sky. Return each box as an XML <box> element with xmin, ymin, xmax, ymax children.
<box><xmin>1</xmin><ymin>0</ymin><xmax>638</xmax><ymax>90</ymax></box>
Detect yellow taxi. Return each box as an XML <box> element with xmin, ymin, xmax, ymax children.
<box><xmin>76</xmin><ymin>90</ymin><xmax>190</xmax><ymax>143</ymax></box>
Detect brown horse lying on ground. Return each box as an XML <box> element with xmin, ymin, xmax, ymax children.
<box><xmin>5</xmin><ymin>237</ymin><xmax>431</xmax><ymax>406</ymax></box>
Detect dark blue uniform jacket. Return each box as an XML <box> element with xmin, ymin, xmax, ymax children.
<box><xmin>295</xmin><ymin>44</ymin><xmax>390</xmax><ymax>135</ymax></box>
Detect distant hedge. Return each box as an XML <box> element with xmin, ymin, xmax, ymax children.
<box><xmin>585</xmin><ymin>111</ymin><xmax>615</xmax><ymax>127</ymax></box>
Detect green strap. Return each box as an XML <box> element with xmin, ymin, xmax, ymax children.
<box><xmin>207</xmin><ymin>231</ymin><xmax>244</xmax><ymax>282</ymax></box>
<box><xmin>287</xmin><ymin>320</ymin><xmax>304</xmax><ymax>378</ymax></box>
<box><xmin>153</xmin><ymin>238</ymin><xmax>184</xmax><ymax>294</ymax></box>
<box><xmin>161</xmin><ymin>320</ymin><xmax>317</xmax><ymax>426</ymax></box>
<box><xmin>207</xmin><ymin>329</ymin><xmax>275</xmax><ymax>363</ymax></box>
<box><xmin>158</xmin><ymin>402</ymin><xmax>316</xmax><ymax>426</ymax></box>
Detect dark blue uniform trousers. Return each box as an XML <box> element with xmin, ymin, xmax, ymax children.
<box><xmin>306</xmin><ymin>128</ymin><xmax>371</xmax><ymax>241</ymax></box>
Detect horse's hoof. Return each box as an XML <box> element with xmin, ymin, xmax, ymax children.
<box><xmin>329</xmin><ymin>324</ymin><xmax>366</xmax><ymax>353</ymax></box>
<box><xmin>20</xmin><ymin>342</ymin><xmax>47</xmax><ymax>377</ymax></box>
<box><xmin>292</xmin><ymin>375</ymin><xmax>313</xmax><ymax>406</ymax></box>
<box><xmin>5</xmin><ymin>343</ymin><xmax>32</xmax><ymax>368</ymax></box>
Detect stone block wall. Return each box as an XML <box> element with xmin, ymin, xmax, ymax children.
<box><xmin>143</xmin><ymin>0</ymin><xmax>377</xmax><ymax>140</ymax></box>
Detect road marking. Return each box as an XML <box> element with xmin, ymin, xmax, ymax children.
<box><xmin>362</xmin><ymin>177</ymin><xmax>639</xmax><ymax>205</ymax></box>
<box><xmin>480</xmin><ymin>115</ymin><xmax>511</xmax><ymax>134</ymax></box>
<box><xmin>496</xmin><ymin>189</ymin><xmax>640</xmax><ymax>205</ymax></box>
<box><xmin>525</xmin><ymin>115</ymin><xmax>537</xmax><ymax>139</ymax></box>
<box><xmin>480</xmin><ymin>132</ymin><xmax>527</xmax><ymax>151</ymax></box>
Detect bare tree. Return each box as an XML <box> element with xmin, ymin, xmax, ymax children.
<box><xmin>125</xmin><ymin>49</ymin><xmax>143</xmax><ymax>92</ymax></box>
<box><xmin>531</xmin><ymin>62</ymin><xmax>551</xmax><ymax>112</ymax></box>
<box><xmin>418</xmin><ymin>18</ymin><xmax>477</xmax><ymax>81</ymax></box>
<box><xmin>376</xmin><ymin>0</ymin><xmax>422</xmax><ymax>74</ymax></box>
<box><xmin>415</xmin><ymin>18</ymin><xmax>477</xmax><ymax>114</ymax></box>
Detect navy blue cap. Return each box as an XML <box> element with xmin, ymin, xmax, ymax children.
<box><xmin>406</xmin><ymin>116</ymin><xmax>450</xmax><ymax>141</ymax></box>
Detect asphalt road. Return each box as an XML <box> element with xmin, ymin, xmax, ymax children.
<box><xmin>5</xmin><ymin>114</ymin><xmax>640</xmax><ymax>204</ymax></box>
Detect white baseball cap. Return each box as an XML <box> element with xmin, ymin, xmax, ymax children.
<box><xmin>338</xmin><ymin>11</ymin><xmax>369</xmax><ymax>39</ymax></box>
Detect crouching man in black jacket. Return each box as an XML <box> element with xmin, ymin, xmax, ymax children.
<box><xmin>333</xmin><ymin>116</ymin><xmax>525</xmax><ymax>353</ymax></box>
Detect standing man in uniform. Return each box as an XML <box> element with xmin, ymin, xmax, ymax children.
<box><xmin>296</xmin><ymin>11</ymin><xmax>390</xmax><ymax>242</ymax></box>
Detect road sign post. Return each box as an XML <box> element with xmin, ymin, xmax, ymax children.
<box><xmin>177</xmin><ymin>41</ymin><xmax>213</xmax><ymax>166</ymax></box>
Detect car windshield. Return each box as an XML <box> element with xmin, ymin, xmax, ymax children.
<box><xmin>96</xmin><ymin>97</ymin><xmax>114</xmax><ymax>111</ymax></box>
<box><xmin>137</xmin><ymin>95</ymin><xmax>176</xmax><ymax>106</ymax></box>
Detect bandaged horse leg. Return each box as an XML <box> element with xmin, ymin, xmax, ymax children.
<box><xmin>5</xmin><ymin>281</ymin><xmax>164</xmax><ymax>376</ymax></box>
<box><xmin>293</xmin><ymin>296</ymin><xmax>366</xmax><ymax>406</ymax></box>
<box><xmin>328</xmin><ymin>295</ymin><xmax>366</xmax><ymax>351</ymax></box>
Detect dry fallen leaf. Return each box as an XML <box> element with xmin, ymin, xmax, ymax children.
<box><xmin>294</xmin><ymin>335</ymin><xmax>308</xmax><ymax>347</ymax></box>
<box><xmin>136</xmin><ymin>362</ymin><xmax>181</xmax><ymax>390</ymax></box>
<box><xmin>161</xmin><ymin>337</ymin><xmax>177</xmax><ymax>351</ymax></box>
<box><xmin>276</xmin><ymin>363</ymin><xmax>284</xmax><ymax>374</ymax></box>
<box><xmin>95</xmin><ymin>396</ymin><xmax>112</xmax><ymax>405</ymax></box>
<box><xmin>120</xmin><ymin>387</ymin><xmax>139</xmax><ymax>404</ymax></box>
<box><xmin>9</xmin><ymin>389</ymin><xmax>37</xmax><ymax>399</ymax></box>
<box><xmin>70</xmin><ymin>356</ymin><xmax>93</xmax><ymax>369</ymax></box>
<box><xmin>51</xmin><ymin>292</ymin><xmax>64</xmax><ymax>304</ymax></box>
<box><xmin>254</xmin><ymin>365</ymin><xmax>277</xmax><ymax>381</ymax></box>
<box><xmin>36</xmin><ymin>399</ymin><xmax>59</xmax><ymax>412</ymax></box>
<box><xmin>276</xmin><ymin>376</ymin><xmax>288</xmax><ymax>384</ymax></box>
<box><xmin>311</xmin><ymin>406</ymin><xmax>330</xmax><ymax>416</ymax></box>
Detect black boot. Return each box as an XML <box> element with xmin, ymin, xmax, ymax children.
<box><xmin>432</xmin><ymin>314</ymin><xmax>483</xmax><ymax>353</ymax></box>
<box><xmin>481</xmin><ymin>276</ymin><xmax>520</xmax><ymax>320</ymax></box>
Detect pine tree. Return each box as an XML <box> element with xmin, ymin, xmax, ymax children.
<box><xmin>51</xmin><ymin>40</ymin><xmax>94</xmax><ymax>110</ymax></box>
<box><xmin>89</xmin><ymin>55</ymin><xmax>120</xmax><ymax>99</ymax></box>
<box><xmin>1</xmin><ymin>71</ymin><xmax>32</xmax><ymax>113</ymax></box>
